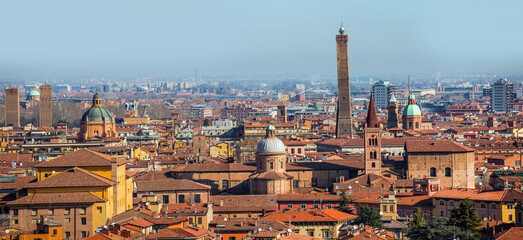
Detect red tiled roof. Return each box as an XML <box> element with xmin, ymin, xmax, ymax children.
<box><xmin>135</xmin><ymin>179</ymin><xmax>210</xmax><ymax>192</ymax></box>
<box><xmin>431</xmin><ymin>189</ymin><xmax>523</xmax><ymax>202</ymax></box>
<box><xmin>495</xmin><ymin>227</ymin><xmax>523</xmax><ymax>240</ymax></box>
<box><xmin>35</xmin><ymin>149</ymin><xmax>122</xmax><ymax>168</ymax></box>
<box><xmin>7</xmin><ymin>192</ymin><xmax>106</xmax><ymax>206</ymax></box>
<box><xmin>405</xmin><ymin>140</ymin><xmax>475</xmax><ymax>153</ymax></box>
<box><xmin>261</xmin><ymin>208</ymin><xmax>357</xmax><ymax>223</ymax></box>
<box><xmin>147</xmin><ymin>227</ymin><xmax>211</xmax><ymax>239</ymax></box>
<box><xmin>28</xmin><ymin>167</ymin><xmax>115</xmax><ymax>189</ymax></box>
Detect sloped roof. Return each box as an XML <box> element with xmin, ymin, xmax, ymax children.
<box><xmin>7</xmin><ymin>192</ymin><xmax>106</xmax><ymax>206</ymax></box>
<box><xmin>35</xmin><ymin>149</ymin><xmax>121</xmax><ymax>168</ymax></box>
<box><xmin>261</xmin><ymin>208</ymin><xmax>357</xmax><ymax>223</ymax></box>
<box><xmin>135</xmin><ymin>179</ymin><xmax>210</xmax><ymax>192</ymax></box>
<box><xmin>406</xmin><ymin>140</ymin><xmax>475</xmax><ymax>153</ymax></box>
<box><xmin>28</xmin><ymin>167</ymin><xmax>115</xmax><ymax>189</ymax></box>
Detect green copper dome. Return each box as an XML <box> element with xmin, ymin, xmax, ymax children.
<box><xmin>408</xmin><ymin>93</ymin><xmax>415</xmax><ymax>100</ymax></box>
<box><xmin>81</xmin><ymin>107</ymin><xmax>113</xmax><ymax>122</ymax></box>
<box><xmin>266</xmin><ymin>124</ymin><xmax>276</xmax><ymax>130</ymax></box>
<box><xmin>403</xmin><ymin>104</ymin><xmax>421</xmax><ymax>116</ymax></box>
<box><xmin>27</xmin><ymin>90</ymin><xmax>40</xmax><ymax>97</ymax></box>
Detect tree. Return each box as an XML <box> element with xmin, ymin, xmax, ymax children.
<box><xmin>338</xmin><ymin>190</ymin><xmax>352</xmax><ymax>213</ymax></box>
<box><xmin>355</xmin><ymin>204</ymin><xmax>382</xmax><ymax>228</ymax></box>
<box><xmin>450</xmin><ymin>198</ymin><xmax>482</xmax><ymax>238</ymax></box>
<box><xmin>406</xmin><ymin>217</ymin><xmax>466</xmax><ymax>240</ymax></box>
<box><xmin>408</xmin><ymin>207</ymin><xmax>424</xmax><ymax>229</ymax></box>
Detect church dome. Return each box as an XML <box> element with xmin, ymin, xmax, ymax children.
<box><xmin>27</xmin><ymin>90</ymin><xmax>40</xmax><ymax>97</ymax></box>
<box><xmin>257</xmin><ymin>137</ymin><xmax>286</xmax><ymax>153</ymax></box>
<box><xmin>81</xmin><ymin>107</ymin><xmax>113</xmax><ymax>122</ymax></box>
<box><xmin>402</xmin><ymin>104</ymin><xmax>421</xmax><ymax>116</ymax></box>
<box><xmin>256</xmin><ymin>125</ymin><xmax>286</xmax><ymax>153</ymax></box>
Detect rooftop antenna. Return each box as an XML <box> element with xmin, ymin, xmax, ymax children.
<box><xmin>487</xmin><ymin>72</ymin><xmax>490</xmax><ymax>85</ymax></box>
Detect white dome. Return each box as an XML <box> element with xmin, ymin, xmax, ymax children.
<box><xmin>256</xmin><ymin>137</ymin><xmax>286</xmax><ymax>153</ymax></box>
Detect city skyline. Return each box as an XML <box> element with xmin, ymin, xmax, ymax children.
<box><xmin>1</xmin><ymin>1</ymin><xmax>523</xmax><ymax>81</ymax></box>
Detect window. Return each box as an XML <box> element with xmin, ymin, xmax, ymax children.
<box><xmin>222</xmin><ymin>180</ymin><xmax>229</xmax><ymax>189</ymax></box>
<box><xmin>287</xmin><ymin>204</ymin><xmax>293</xmax><ymax>208</ymax></box>
<box><xmin>389</xmin><ymin>205</ymin><xmax>394</xmax><ymax>212</ymax></box>
<box><xmin>323</xmin><ymin>230</ymin><xmax>329</xmax><ymax>239</ymax></box>
<box><xmin>481</xmin><ymin>203</ymin><xmax>486</xmax><ymax>208</ymax></box>
<box><xmin>163</xmin><ymin>195</ymin><xmax>169</xmax><ymax>204</ymax></box>
<box><xmin>440</xmin><ymin>210</ymin><xmax>444</xmax><ymax>216</ymax></box>
<box><xmin>48</xmin><ymin>208</ymin><xmax>54</xmax><ymax>215</ymax></box>
<box><xmin>198</xmin><ymin>217</ymin><xmax>202</xmax><ymax>225</ymax></box>
<box><xmin>327</xmin><ymin>204</ymin><xmax>332</xmax><ymax>209</ymax></box>
<box><xmin>492</xmin><ymin>214</ymin><xmax>496</xmax><ymax>220</ymax></box>
<box><xmin>97</xmin><ymin>206</ymin><xmax>102</xmax><ymax>214</ymax></box>
<box><xmin>65</xmin><ymin>232</ymin><xmax>70</xmax><ymax>239</ymax></box>
<box><xmin>430</xmin><ymin>167</ymin><xmax>437</xmax><ymax>177</ymax></box>
<box><xmin>31</xmin><ymin>208</ymin><xmax>37</xmax><ymax>216</ymax></box>
<box><xmin>445</xmin><ymin>168</ymin><xmax>451</xmax><ymax>177</ymax></box>
<box><xmin>81</xmin><ymin>218</ymin><xmax>87</xmax><ymax>225</ymax></box>
<box><xmin>313</xmin><ymin>204</ymin><xmax>319</xmax><ymax>209</ymax></box>
<box><xmin>189</xmin><ymin>217</ymin><xmax>193</xmax><ymax>224</ymax></box>
<box><xmin>507</xmin><ymin>204</ymin><xmax>514</xmax><ymax>209</ymax></box>
<box><xmin>293</xmin><ymin>180</ymin><xmax>299</xmax><ymax>188</ymax></box>
<box><xmin>53</xmin><ymin>229</ymin><xmax>57</xmax><ymax>236</ymax></box>
<box><xmin>65</xmin><ymin>207</ymin><xmax>70</xmax><ymax>215</ymax></box>
<box><xmin>383</xmin><ymin>205</ymin><xmax>387</xmax><ymax>212</ymax></box>
<box><xmin>280</xmin><ymin>161</ymin><xmax>283</xmax><ymax>169</ymax></box>
<box><xmin>450</xmin><ymin>201</ymin><xmax>454</xmax><ymax>207</ymax></box>
<box><xmin>307</xmin><ymin>229</ymin><xmax>314</xmax><ymax>237</ymax></box>
<box><xmin>401</xmin><ymin>210</ymin><xmax>406</xmax><ymax>217</ymax></box>
<box><xmin>439</xmin><ymin>200</ymin><xmax>444</xmax><ymax>206</ymax></box>
<box><xmin>229</xmin><ymin>237</ymin><xmax>236</xmax><ymax>240</ymax></box>
<box><xmin>80</xmin><ymin>207</ymin><xmax>86</xmax><ymax>215</ymax></box>
<box><xmin>94</xmin><ymin>130</ymin><xmax>99</xmax><ymax>136</ymax></box>
<box><xmin>269</xmin><ymin>162</ymin><xmax>274</xmax><ymax>169</ymax></box>
<box><xmin>508</xmin><ymin>214</ymin><xmax>513</xmax><ymax>221</ymax></box>
<box><xmin>13</xmin><ymin>209</ymin><xmax>18</xmax><ymax>216</ymax></box>
<box><xmin>301</xmin><ymin>204</ymin><xmax>306</xmax><ymax>208</ymax></box>
<box><xmin>311</xmin><ymin>178</ymin><xmax>317</xmax><ymax>187</ymax></box>
<box><xmin>372</xmin><ymin>162</ymin><xmax>376</xmax><ymax>168</ymax></box>
<box><xmin>491</xmin><ymin>204</ymin><xmax>496</xmax><ymax>209</ymax></box>
<box><xmin>415</xmin><ymin>122</ymin><xmax>419</xmax><ymax>129</ymax></box>
<box><xmin>65</xmin><ymin>218</ymin><xmax>70</xmax><ymax>223</ymax></box>
<box><xmin>81</xmin><ymin>231</ymin><xmax>87</xmax><ymax>238</ymax></box>
<box><xmin>13</xmin><ymin>219</ymin><xmax>18</xmax><ymax>225</ymax></box>
<box><xmin>194</xmin><ymin>194</ymin><xmax>201</xmax><ymax>203</ymax></box>
<box><xmin>178</xmin><ymin>194</ymin><xmax>185</xmax><ymax>203</ymax></box>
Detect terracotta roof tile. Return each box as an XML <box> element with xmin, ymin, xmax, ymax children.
<box><xmin>261</xmin><ymin>208</ymin><xmax>357</xmax><ymax>223</ymax></box>
<box><xmin>406</xmin><ymin>140</ymin><xmax>475</xmax><ymax>153</ymax></box>
<box><xmin>136</xmin><ymin>179</ymin><xmax>210</xmax><ymax>192</ymax></box>
<box><xmin>28</xmin><ymin>167</ymin><xmax>115</xmax><ymax>189</ymax></box>
<box><xmin>35</xmin><ymin>149</ymin><xmax>120</xmax><ymax>168</ymax></box>
<box><xmin>7</xmin><ymin>192</ymin><xmax>106</xmax><ymax>206</ymax></box>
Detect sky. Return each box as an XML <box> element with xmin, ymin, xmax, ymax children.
<box><xmin>1</xmin><ymin>0</ymin><xmax>523</xmax><ymax>80</ymax></box>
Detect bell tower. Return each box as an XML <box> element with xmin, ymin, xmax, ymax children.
<box><xmin>364</xmin><ymin>94</ymin><xmax>382</xmax><ymax>175</ymax></box>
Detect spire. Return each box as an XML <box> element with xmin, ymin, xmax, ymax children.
<box><xmin>339</xmin><ymin>24</ymin><xmax>345</xmax><ymax>35</ymax></box>
<box><xmin>389</xmin><ymin>91</ymin><xmax>397</xmax><ymax>102</ymax></box>
<box><xmin>92</xmin><ymin>90</ymin><xmax>102</xmax><ymax>107</ymax></box>
<box><xmin>366</xmin><ymin>94</ymin><xmax>379</xmax><ymax>128</ymax></box>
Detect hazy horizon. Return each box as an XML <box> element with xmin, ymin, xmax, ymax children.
<box><xmin>1</xmin><ymin>1</ymin><xmax>523</xmax><ymax>81</ymax></box>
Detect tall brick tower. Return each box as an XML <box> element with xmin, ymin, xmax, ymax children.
<box><xmin>4</xmin><ymin>88</ymin><xmax>20</xmax><ymax>127</ymax></box>
<box><xmin>335</xmin><ymin>25</ymin><xmax>353</xmax><ymax>138</ymax></box>
<box><xmin>277</xmin><ymin>105</ymin><xmax>288</xmax><ymax>123</ymax></box>
<box><xmin>39</xmin><ymin>85</ymin><xmax>52</xmax><ymax>127</ymax></box>
<box><xmin>387</xmin><ymin>92</ymin><xmax>399</xmax><ymax>129</ymax></box>
<box><xmin>364</xmin><ymin>94</ymin><xmax>381</xmax><ymax>175</ymax></box>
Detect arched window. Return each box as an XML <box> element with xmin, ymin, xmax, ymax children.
<box><xmin>445</xmin><ymin>167</ymin><xmax>451</xmax><ymax>177</ymax></box>
<box><xmin>370</xmin><ymin>151</ymin><xmax>377</xmax><ymax>159</ymax></box>
<box><xmin>430</xmin><ymin>167</ymin><xmax>437</xmax><ymax>177</ymax></box>
<box><xmin>372</xmin><ymin>162</ymin><xmax>376</xmax><ymax>168</ymax></box>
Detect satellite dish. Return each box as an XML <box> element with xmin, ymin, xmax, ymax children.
<box><xmin>348</xmin><ymin>186</ymin><xmax>352</xmax><ymax>190</ymax></box>
<box><xmin>379</xmin><ymin>212</ymin><xmax>383</xmax><ymax>216</ymax></box>
<box><xmin>287</xmin><ymin>229</ymin><xmax>292</xmax><ymax>233</ymax></box>
<box><xmin>258</xmin><ymin>228</ymin><xmax>262</xmax><ymax>232</ymax></box>
<box><xmin>5</xmin><ymin>230</ymin><xmax>9</xmax><ymax>234</ymax></box>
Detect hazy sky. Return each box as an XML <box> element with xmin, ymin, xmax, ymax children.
<box><xmin>1</xmin><ymin>0</ymin><xmax>523</xmax><ymax>80</ymax></box>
